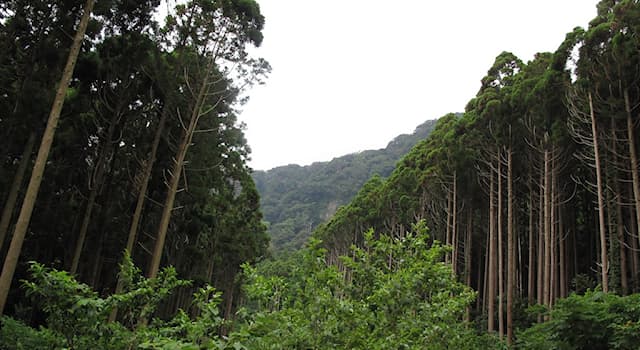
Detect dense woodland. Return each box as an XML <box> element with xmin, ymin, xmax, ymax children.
<box><xmin>1</xmin><ymin>0</ymin><xmax>640</xmax><ymax>349</ymax></box>
<box><xmin>313</xmin><ymin>0</ymin><xmax>640</xmax><ymax>346</ymax></box>
<box><xmin>253</xmin><ymin>118</ymin><xmax>437</xmax><ymax>252</ymax></box>
<box><xmin>0</xmin><ymin>0</ymin><xmax>269</xmax><ymax>329</ymax></box>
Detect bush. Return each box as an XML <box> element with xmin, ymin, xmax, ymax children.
<box><xmin>516</xmin><ymin>291</ymin><xmax>640</xmax><ymax>350</ymax></box>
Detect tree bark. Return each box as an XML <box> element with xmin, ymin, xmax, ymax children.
<box><xmin>488</xmin><ymin>168</ymin><xmax>496</xmax><ymax>333</ymax></box>
<box><xmin>498</xmin><ymin>156</ymin><xmax>504</xmax><ymax>339</ymax></box>
<box><xmin>544</xmin><ymin>146</ymin><xmax>551</xmax><ymax>309</ymax></box>
<box><xmin>108</xmin><ymin>105</ymin><xmax>169</xmax><ymax>322</ymax></box>
<box><xmin>70</xmin><ymin>111</ymin><xmax>119</xmax><ymax>275</ymax></box>
<box><xmin>0</xmin><ymin>0</ymin><xmax>95</xmax><ymax>314</ymax></box>
<box><xmin>590</xmin><ymin>92</ymin><xmax>609</xmax><ymax>293</ymax></box>
<box><xmin>612</xmin><ymin>116</ymin><xmax>628</xmax><ymax>295</ymax></box>
<box><xmin>507</xmin><ymin>147</ymin><xmax>514</xmax><ymax>344</ymax></box>
<box><xmin>528</xmin><ymin>165</ymin><xmax>536</xmax><ymax>305</ymax></box>
<box><xmin>0</xmin><ymin>132</ymin><xmax>36</xmax><ymax>251</ymax></box>
<box><xmin>452</xmin><ymin>171</ymin><xmax>458</xmax><ymax>274</ymax></box>
<box><xmin>624</xmin><ymin>90</ymin><xmax>640</xmax><ymax>258</ymax></box>
<box><xmin>126</xmin><ymin>104</ymin><xmax>169</xmax><ymax>254</ymax></box>
<box><xmin>537</xmin><ymin>166</ymin><xmax>544</xmax><ymax>314</ymax></box>
<box><xmin>630</xmin><ymin>203</ymin><xmax>639</xmax><ymax>292</ymax></box>
<box><xmin>559</xmin><ymin>206</ymin><xmax>567</xmax><ymax>299</ymax></box>
<box><xmin>446</xmin><ymin>188</ymin><xmax>452</xmax><ymax>264</ymax></box>
<box><xmin>464</xmin><ymin>208</ymin><xmax>473</xmax><ymax>323</ymax></box>
<box><xmin>147</xmin><ymin>59</ymin><xmax>213</xmax><ymax>279</ymax></box>
<box><xmin>550</xmin><ymin>154</ymin><xmax>556</xmax><ymax>306</ymax></box>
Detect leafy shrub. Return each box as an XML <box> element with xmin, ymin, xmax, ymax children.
<box><xmin>0</xmin><ymin>254</ymin><xmax>243</xmax><ymax>350</ymax></box>
<box><xmin>236</xmin><ymin>221</ymin><xmax>499</xmax><ymax>349</ymax></box>
<box><xmin>516</xmin><ymin>291</ymin><xmax>640</xmax><ymax>350</ymax></box>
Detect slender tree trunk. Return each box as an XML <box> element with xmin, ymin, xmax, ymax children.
<box><xmin>612</xmin><ymin>118</ymin><xmax>629</xmax><ymax>295</ymax></box>
<box><xmin>488</xmin><ymin>169</ymin><xmax>496</xmax><ymax>333</ymax></box>
<box><xmin>630</xmin><ymin>204</ymin><xmax>639</xmax><ymax>292</ymax></box>
<box><xmin>528</xmin><ymin>165</ymin><xmax>536</xmax><ymax>305</ymax></box>
<box><xmin>446</xmin><ymin>189</ymin><xmax>452</xmax><ymax>264</ymax></box>
<box><xmin>452</xmin><ymin>171</ymin><xmax>458</xmax><ymax>274</ymax></box>
<box><xmin>544</xmin><ymin>146</ymin><xmax>552</xmax><ymax>308</ymax></box>
<box><xmin>70</xmin><ymin>111</ymin><xmax>119</xmax><ymax>275</ymax></box>
<box><xmin>90</xmin><ymin>237</ymin><xmax>104</xmax><ymax>289</ymax></box>
<box><xmin>465</xmin><ymin>208</ymin><xmax>473</xmax><ymax>323</ymax></box>
<box><xmin>559</xmin><ymin>207</ymin><xmax>567</xmax><ymax>299</ymax></box>
<box><xmin>550</xmin><ymin>155</ymin><xmax>557</xmax><ymax>306</ymax></box>
<box><xmin>108</xmin><ymin>106</ymin><xmax>169</xmax><ymax>322</ymax></box>
<box><xmin>537</xmin><ymin>167</ymin><xmax>544</xmax><ymax>323</ymax></box>
<box><xmin>0</xmin><ymin>132</ymin><xmax>36</xmax><ymax>251</ymax></box>
<box><xmin>482</xmin><ymin>227</ymin><xmax>489</xmax><ymax>313</ymax></box>
<box><xmin>507</xmin><ymin>147</ymin><xmax>514</xmax><ymax>344</ymax></box>
<box><xmin>590</xmin><ymin>92</ymin><xmax>609</xmax><ymax>293</ymax></box>
<box><xmin>616</xmin><ymin>192</ymin><xmax>628</xmax><ymax>295</ymax></box>
<box><xmin>624</xmin><ymin>90</ymin><xmax>640</xmax><ymax>254</ymax></box>
<box><xmin>147</xmin><ymin>59</ymin><xmax>212</xmax><ymax>279</ymax></box>
<box><xmin>126</xmin><ymin>104</ymin><xmax>169</xmax><ymax>254</ymax></box>
<box><xmin>0</xmin><ymin>0</ymin><xmax>95</xmax><ymax>314</ymax></box>
<box><xmin>498</xmin><ymin>156</ymin><xmax>504</xmax><ymax>339</ymax></box>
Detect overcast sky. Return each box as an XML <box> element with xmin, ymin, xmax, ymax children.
<box><xmin>238</xmin><ymin>1</ymin><xmax>600</xmax><ymax>171</ymax></box>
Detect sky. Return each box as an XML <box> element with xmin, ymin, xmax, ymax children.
<box><xmin>238</xmin><ymin>0</ymin><xmax>601</xmax><ymax>171</ymax></box>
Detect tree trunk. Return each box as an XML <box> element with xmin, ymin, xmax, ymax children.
<box><xmin>630</xmin><ymin>203</ymin><xmax>639</xmax><ymax>292</ymax></box>
<box><xmin>452</xmin><ymin>171</ymin><xmax>458</xmax><ymax>274</ymax></box>
<box><xmin>147</xmin><ymin>59</ymin><xmax>212</xmax><ymax>279</ymax></box>
<box><xmin>498</xmin><ymin>156</ymin><xmax>504</xmax><ymax>339</ymax></box>
<box><xmin>0</xmin><ymin>0</ymin><xmax>95</xmax><ymax>314</ymax></box>
<box><xmin>446</xmin><ymin>188</ymin><xmax>452</xmax><ymax>264</ymax></box>
<box><xmin>544</xmin><ymin>146</ymin><xmax>551</xmax><ymax>308</ymax></box>
<box><xmin>616</xmin><ymin>190</ymin><xmax>628</xmax><ymax>295</ymax></box>
<box><xmin>528</xmin><ymin>165</ymin><xmax>536</xmax><ymax>305</ymax></box>
<box><xmin>108</xmin><ymin>105</ymin><xmax>169</xmax><ymax>322</ymax></box>
<box><xmin>0</xmin><ymin>132</ymin><xmax>36</xmax><ymax>251</ymax></box>
<box><xmin>126</xmin><ymin>104</ymin><xmax>170</xmax><ymax>254</ymax></box>
<box><xmin>507</xmin><ymin>147</ymin><xmax>514</xmax><ymax>344</ymax></box>
<box><xmin>612</xmin><ymin>116</ymin><xmax>628</xmax><ymax>295</ymax></box>
<box><xmin>464</xmin><ymin>208</ymin><xmax>473</xmax><ymax>323</ymax></box>
<box><xmin>624</xmin><ymin>90</ymin><xmax>640</xmax><ymax>254</ymax></box>
<box><xmin>550</xmin><ymin>154</ymin><xmax>557</xmax><ymax>306</ymax></box>
<box><xmin>70</xmin><ymin>111</ymin><xmax>119</xmax><ymax>275</ymax></box>
<box><xmin>482</xmin><ymin>227</ymin><xmax>489</xmax><ymax>313</ymax></box>
<box><xmin>590</xmin><ymin>92</ymin><xmax>609</xmax><ymax>293</ymax></box>
<box><xmin>488</xmin><ymin>169</ymin><xmax>496</xmax><ymax>333</ymax></box>
<box><xmin>559</xmin><ymin>206</ymin><xmax>567</xmax><ymax>299</ymax></box>
<box><xmin>537</xmin><ymin>166</ymin><xmax>544</xmax><ymax>323</ymax></box>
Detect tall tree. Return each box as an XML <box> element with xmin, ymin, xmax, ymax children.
<box><xmin>147</xmin><ymin>0</ymin><xmax>268</xmax><ymax>279</ymax></box>
<box><xmin>0</xmin><ymin>0</ymin><xmax>96</xmax><ymax>314</ymax></box>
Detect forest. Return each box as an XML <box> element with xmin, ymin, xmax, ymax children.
<box><xmin>1</xmin><ymin>0</ymin><xmax>640</xmax><ymax>349</ymax></box>
<box><xmin>253</xmin><ymin>118</ymin><xmax>437</xmax><ymax>253</ymax></box>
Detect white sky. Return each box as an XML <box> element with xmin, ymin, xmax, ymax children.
<box><xmin>239</xmin><ymin>0</ymin><xmax>600</xmax><ymax>170</ymax></box>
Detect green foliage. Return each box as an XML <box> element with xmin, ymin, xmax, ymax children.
<box><xmin>0</xmin><ymin>0</ymin><xmax>268</xmax><ymax>321</ymax></box>
<box><xmin>236</xmin><ymin>222</ymin><xmax>498</xmax><ymax>349</ymax></box>
<box><xmin>0</xmin><ymin>257</ymin><xmax>243</xmax><ymax>350</ymax></box>
<box><xmin>517</xmin><ymin>291</ymin><xmax>640</xmax><ymax>350</ymax></box>
<box><xmin>0</xmin><ymin>316</ymin><xmax>64</xmax><ymax>350</ymax></box>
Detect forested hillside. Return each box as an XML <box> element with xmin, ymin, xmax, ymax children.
<box><xmin>253</xmin><ymin>118</ymin><xmax>437</xmax><ymax>252</ymax></box>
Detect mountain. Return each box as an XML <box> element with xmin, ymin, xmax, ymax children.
<box><xmin>252</xmin><ymin>118</ymin><xmax>438</xmax><ymax>252</ymax></box>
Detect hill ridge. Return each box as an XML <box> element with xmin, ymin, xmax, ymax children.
<box><xmin>252</xmin><ymin>118</ymin><xmax>439</xmax><ymax>252</ymax></box>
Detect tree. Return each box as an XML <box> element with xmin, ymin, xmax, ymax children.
<box><xmin>0</xmin><ymin>0</ymin><xmax>95</xmax><ymax>314</ymax></box>
<box><xmin>147</xmin><ymin>0</ymin><xmax>268</xmax><ymax>279</ymax></box>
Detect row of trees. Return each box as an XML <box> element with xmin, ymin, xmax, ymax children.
<box><xmin>314</xmin><ymin>0</ymin><xmax>640</xmax><ymax>345</ymax></box>
<box><xmin>0</xmin><ymin>0</ymin><xmax>269</xmax><ymax>320</ymax></box>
